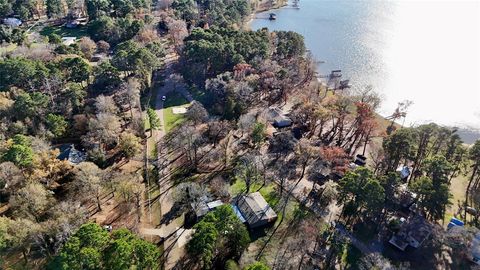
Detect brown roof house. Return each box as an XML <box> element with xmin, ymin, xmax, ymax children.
<box><xmin>233</xmin><ymin>192</ymin><xmax>277</xmax><ymax>229</ymax></box>
<box><xmin>389</xmin><ymin>215</ymin><xmax>432</xmax><ymax>251</ymax></box>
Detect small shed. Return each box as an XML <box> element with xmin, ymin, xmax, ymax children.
<box><xmin>273</xmin><ymin>117</ymin><xmax>293</xmax><ymax>128</ymax></box>
<box><xmin>3</xmin><ymin>18</ymin><xmax>22</xmax><ymax>27</ymax></box>
<box><xmin>234</xmin><ymin>192</ymin><xmax>277</xmax><ymax>229</ymax></box>
<box><xmin>191</xmin><ymin>198</ymin><xmax>224</xmax><ymax>219</ymax></box>
<box><xmin>91</xmin><ymin>53</ymin><xmax>106</xmax><ymax>62</ymax></box>
<box><xmin>353</xmin><ymin>154</ymin><xmax>367</xmax><ymax>166</ymax></box>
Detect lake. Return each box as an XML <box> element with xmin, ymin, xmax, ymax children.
<box><xmin>250</xmin><ymin>0</ymin><xmax>480</xmax><ymax>129</ymax></box>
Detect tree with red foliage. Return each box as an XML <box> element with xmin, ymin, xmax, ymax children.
<box><xmin>342</xmin><ymin>101</ymin><xmax>378</xmax><ymax>155</ymax></box>
<box><xmin>320</xmin><ymin>146</ymin><xmax>350</xmax><ymax>175</ymax></box>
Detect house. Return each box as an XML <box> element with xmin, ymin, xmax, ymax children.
<box><xmin>56</xmin><ymin>144</ymin><xmax>87</xmax><ymax>164</ymax></box>
<box><xmin>91</xmin><ymin>53</ymin><xmax>106</xmax><ymax>62</ymax></box>
<box><xmin>263</xmin><ymin>107</ymin><xmax>292</xmax><ymax>128</ymax></box>
<box><xmin>233</xmin><ymin>192</ymin><xmax>277</xmax><ymax>228</ymax></box>
<box><xmin>389</xmin><ymin>215</ymin><xmax>432</xmax><ymax>251</ymax></box>
<box><xmin>3</xmin><ymin>18</ymin><xmax>22</xmax><ymax>27</ymax></box>
<box><xmin>65</xmin><ymin>20</ymin><xmax>79</xmax><ymax>29</ymax></box>
<box><xmin>61</xmin><ymin>37</ymin><xmax>76</xmax><ymax>46</ymax></box>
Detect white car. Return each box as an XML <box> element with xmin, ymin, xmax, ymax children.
<box><xmin>161</xmin><ymin>95</ymin><xmax>166</xmax><ymax>101</ymax></box>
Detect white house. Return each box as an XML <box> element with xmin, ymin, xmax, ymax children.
<box><xmin>61</xmin><ymin>37</ymin><xmax>77</xmax><ymax>46</ymax></box>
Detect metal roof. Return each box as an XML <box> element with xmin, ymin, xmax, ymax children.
<box><xmin>236</xmin><ymin>192</ymin><xmax>277</xmax><ymax>226</ymax></box>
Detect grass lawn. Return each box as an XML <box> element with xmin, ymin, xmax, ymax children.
<box><xmin>163</xmin><ymin>107</ymin><xmax>187</xmax><ymax>132</ymax></box>
<box><xmin>40</xmin><ymin>25</ymin><xmax>88</xmax><ymax>38</ymax></box>
<box><xmin>442</xmin><ymin>173</ymin><xmax>469</xmax><ymax>225</ymax></box>
<box><xmin>163</xmin><ymin>92</ymin><xmax>190</xmax><ymax>132</ymax></box>
<box><xmin>229</xmin><ymin>180</ymin><xmax>280</xmax><ymax>206</ymax></box>
<box><xmin>144</xmin><ymin>110</ymin><xmax>158</xmax><ymax>159</ymax></box>
<box><xmin>145</xmin><ymin>185</ymin><xmax>162</xmax><ymax>226</ymax></box>
<box><xmin>146</xmin><ymin>135</ymin><xmax>157</xmax><ymax>159</ymax></box>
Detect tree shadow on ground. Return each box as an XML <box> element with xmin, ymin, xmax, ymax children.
<box><xmin>382</xmin><ymin>228</ymin><xmax>472</xmax><ymax>269</ymax></box>
<box><xmin>163</xmin><ymin>92</ymin><xmax>189</xmax><ymax>109</ymax></box>
<box><xmin>158</xmin><ymin>201</ymin><xmax>185</xmax><ymax>226</ymax></box>
<box><xmin>171</xmin><ymin>255</ymin><xmax>196</xmax><ymax>270</ymax></box>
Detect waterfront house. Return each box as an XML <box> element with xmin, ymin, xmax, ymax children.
<box><xmin>389</xmin><ymin>215</ymin><xmax>432</xmax><ymax>251</ymax></box>
<box><xmin>263</xmin><ymin>107</ymin><xmax>292</xmax><ymax>129</ymax></box>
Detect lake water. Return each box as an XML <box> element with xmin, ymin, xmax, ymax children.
<box><xmin>250</xmin><ymin>0</ymin><xmax>480</xmax><ymax>129</ymax></box>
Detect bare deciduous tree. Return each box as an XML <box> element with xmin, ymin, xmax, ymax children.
<box><xmin>95</xmin><ymin>95</ymin><xmax>118</xmax><ymax>114</ymax></box>
<box><xmin>186</xmin><ymin>101</ymin><xmax>209</xmax><ymax>125</ymax></box>
<box><xmin>10</xmin><ymin>182</ymin><xmax>53</xmax><ymax>222</ymax></box>
<box><xmin>78</xmin><ymin>37</ymin><xmax>97</xmax><ymax>60</ymax></box>
<box><xmin>83</xmin><ymin>113</ymin><xmax>122</xmax><ymax>149</ymax></box>
<box><xmin>167</xmin><ymin>18</ymin><xmax>188</xmax><ymax>52</ymax></box>
<box><xmin>70</xmin><ymin>162</ymin><xmax>105</xmax><ymax>212</ymax></box>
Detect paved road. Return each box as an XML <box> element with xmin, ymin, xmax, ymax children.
<box><xmin>150</xmin><ymin>54</ymin><xmax>193</xmax><ymax>270</ymax></box>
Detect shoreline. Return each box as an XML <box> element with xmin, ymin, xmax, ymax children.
<box><xmin>245</xmin><ymin>2</ymin><xmax>403</xmax><ymax>132</ymax></box>
<box><xmin>244</xmin><ymin>2</ymin><xmax>480</xmax><ymax>143</ymax></box>
<box><xmin>245</xmin><ymin>1</ymin><xmax>288</xmax><ymax>28</ymax></box>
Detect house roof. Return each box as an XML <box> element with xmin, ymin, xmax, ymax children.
<box><xmin>235</xmin><ymin>192</ymin><xmax>277</xmax><ymax>226</ymax></box>
<box><xmin>262</xmin><ymin>107</ymin><xmax>292</xmax><ymax>127</ymax></box>
<box><xmin>3</xmin><ymin>18</ymin><xmax>22</xmax><ymax>27</ymax></box>
<box><xmin>389</xmin><ymin>214</ymin><xmax>432</xmax><ymax>250</ymax></box>
<box><xmin>61</xmin><ymin>37</ymin><xmax>76</xmax><ymax>46</ymax></box>
<box><xmin>57</xmin><ymin>144</ymin><xmax>86</xmax><ymax>164</ymax></box>
<box><xmin>407</xmin><ymin>217</ymin><xmax>431</xmax><ymax>243</ymax></box>
<box><xmin>191</xmin><ymin>198</ymin><xmax>223</xmax><ymax>218</ymax></box>
<box><xmin>389</xmin><ymin>235</ymin><xmax>409</xmax><ymax>251</ymax></box>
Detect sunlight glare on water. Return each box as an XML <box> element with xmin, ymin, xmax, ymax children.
<box><xmin>251</xmin><ymin>0</ymin><xmax>480</xmax><ymax>128</ymax></box>
<box><xmin>383</xmin><ymin>1</ymin><xmax>480</xmax><ymax>127</ymax></box>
